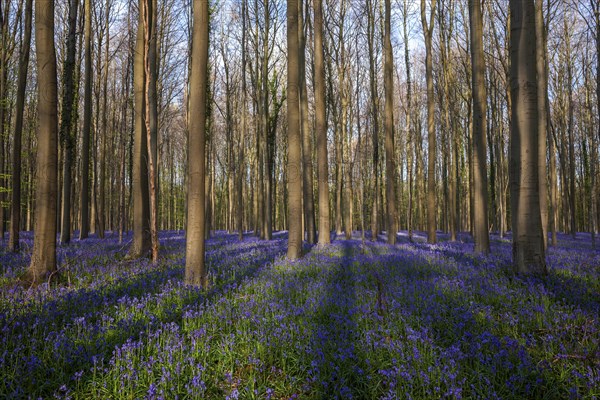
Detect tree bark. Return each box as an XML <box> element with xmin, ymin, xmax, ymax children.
<box><xmin>8</xmin><ymin>0</ymin><xmax>32</xmax><ymax>252</ymax></box>
<box><xmin>384</xmin><ymin>0</ymin><xmax>396</xmax><ymax>245</ymax></box>
<box><xmin>299</xmin><ymin>0</ymin><xmax>316</xmax><ymax>244</ymax></box>
<box><xmin>469</xmin><ymin>0</ymin><xmax>490</xmax><ymax>254</ymax></box>
<box><xmin>59</xmin><ymin>0</ymin><xmax>79</xmax><ymax>244</ymax></box>
<box><xmin>129</xmin><ymin>1</ymin><xmax>151</xmax><ymax>257</ymax></box>
<box><xmin>186</xmin><ymin>0</ymin><xmax>209</xmax><ymax>287</ymax></box>
<box><xmin>28</xmin><ymin>0</ymin><xmax>59</xmax><ymax>284</ymax></box>
<box><xmin>287</xmin><ymin>0</ymin><xmax>302</xmax><ymax>259</ymax></box>
<box><xmin>509</xmin><ymin>0</ymin><xmax>547</xmax><ymax>275</ymax></box>
<box><xmin>534</xmin><ymin>0</ymin><xmax>549</xmax><ymax>250</ymax></box>
<box><xmin>422</xmin><ymin>0</ymin><xmax>437</xmax><ymax>244</ymax></box>
<box><xmin>79</xmin><ymin>0</ymin><xmax>92</xmax><ymax>240</ymax></box>
<box><xmin>314</xmin><ymin>0</ymin><xmax>329</xmax><ymax>246</ymax></box>
<box><xmin>367</xmin><ymin>0</ymin><xmax>380</xmax><ymax>241</ymax></box>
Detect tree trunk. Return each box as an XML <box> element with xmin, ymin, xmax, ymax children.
<box><xmin>59</xmin><ymin>0</ymin><xmax>79</xmax><ymax>245</ymax></box>
<box><xmin>28</xmin><ymin>0</ymin><xmax>59</xmax><ymax>284</ymax></box>
<box><xmin>314</xmin><ymin>0</ymin><xmax>329</xmax><ymax>246</ymax></box>
<box><xmin>79</xmin><ymin>0</ymin><xmax>92</xmax><ymax>240</ymax></box>
<box><xmin>185</xmin><ymin>0</ymin><xmax>209</xmax><ymax>287</ymax></box>
<box><xmin>534</xmin><ymin>0</ymin><xmax>549</xmax><ymax>250</ymax></box>
<box><xmin>403</xmin><ymin>0</ymin><xmax>413</xmax><ymax>242</ymax></box>
<box><xmin>422</xmin><ymin>0</ymin><xmax>437</xmax><ymax>244</ymax></box>
<box><xmin>299</xmin><ymin>0</ymin><xmax>316</xmax><ymax>244</ymax></box>
<box><xmin>367</xmin><ymin>0</ymin><xmax>380</xmax><ymax>241</ymax></box>
<box><xmin>509</xmin><ymin>0</ymin><xmax>547</xmax><ymax>275</ymax></box>
<box><xmin>8</xmin><ymin>0</ymin><xmax>32</xmax><ymax>252</ymax></box>
<box><xmin>130</xmin><ymin>1</ymin><xmax>151</xmax><ymax>257</ymax></box>
<box><xmin>287</xmin><ymin>0</ymin><xmax>302</xmax><ymax>259</ymax></box>
<box><xmin>469</xmin><ymin>0</ymin><xmax>490</xmax><ymax>254</ymax></box>
<box><xmin>384</xmin><ymin>0</ymin><xmax>396</xmax><ymax>245</ymax></box>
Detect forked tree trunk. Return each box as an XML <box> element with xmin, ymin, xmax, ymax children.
<box><xmin>287</xmin><ymin>0</ymin><xmax>302</xmax><ymax>260</ymax></box>
<box><xmin>469</xmin><ymin>0</ymin><xmax>490</xmax><ymax>254</ymax></box>
<box><xmin>509</xmin><ymin>0</ymin><xmax>547</xmax><ymax>275</ymax></box>
<box><xmin>185</xmin><ymin>0</ymin><xmax>209</xmax><ymax>287</ymax></box>
<box><xmin>28</xmin><ymin>0</ymin><xmax>59</xmax><ymax>284</ymax></box>
<box><xmin>314</xmin><ymin>0</ymin><xmax>329</xmax><ymax>246</ymax></box>
<box><xmin>9</xmin><ymin>0</ymin><xmax>32</xmax><ymax>252</ymax></box>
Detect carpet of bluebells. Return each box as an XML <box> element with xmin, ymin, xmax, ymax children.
<box><xmin>0</xmin><ymin>230</ymin><xmax>599</xmax><ymax>399</ymax></box>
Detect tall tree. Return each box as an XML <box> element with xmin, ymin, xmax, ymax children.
<box><xmin>238</xmin><ymin>0</ymin><xmax>248</xmax><ymax>241</ymax></box>
<box><xmin>384</xmin><ymin>0</ymin><xmax>396</xmax><ymax>245</ymax></box>
<box><xmin>469</xmin><ymin>0</ymin><xmax>490</xmax><ymax>254</ymax></box>
<box><xmin>59</xmin><ymin>0</ymin><xmax>80</xmax><ymax>244</ymax></box>
<box><xmin>130</xmin><ymin>0</ymin><xmax>151</xmax><ymax>257</ymax></box>
<box><xmin>79</xmin><ymin>0</ymin><xmax>92</xmax><ymax>240</ymax></box>
<box><xmin>402</xmin><ymin>0</ymin><xmax>414</xmax><ymax>242</ymax></box>
<box><xmin>142</xmin><ymin>0</ymin><xmax>160</xmax><ymax>262</ymax></box>
<box><xmin>314</xmin><ymin>0</ymin><xmax>329</xmax><ymax>245</ymax></box>
<box><xmin>509</xmin><ymin>0</ymin><xmax>547</xmax><ymax>275</ymax></box>
<box><xmin>534</xmin><ymin>0</ymin><xmax>549</xmax><ymax>250</ymax></box>
<box><xmin>185</xmin><ymin>0</ymin><xmax>209</xmax><ymax>286</ymax></box>
<box><xmin>287</xmin><ymin>0</ymin><xmax>302</xmax><ymax>260</ymax></box>
<box><xmin>28</xmin><ymin>0</ymin><xmax>59</xmax><ymax>284</ymax></box>
<box><xmin>8</xmin><ymin>0</ymin><xmax>33</xmax><ymax>252</ymax></box>
<box><xmin>299</xmin><ymin>0</ymin><xmax>315</xmax><ymax>244</ymax></box>
<box><xmin>366</xmin><ymin>0</ymin><xmax>380</xmax><ymax>241</ymax></box>
<box><xmin>421</xmin><ymin>0</ymin><xmax>437</xmax><ymax>244</ymax></box>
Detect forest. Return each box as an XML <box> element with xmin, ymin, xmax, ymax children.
<box><xmin>0</xmin><ymin>0</ymin><xmax>599</xmax><ymax>398</ymax></box>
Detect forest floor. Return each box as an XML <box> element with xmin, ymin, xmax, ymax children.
<box><xmin>0</xmin><ymin>230</ymin><xmax>599</xmax><ymax>399</ymax></box>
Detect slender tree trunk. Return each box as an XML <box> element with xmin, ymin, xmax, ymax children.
<box><xmin>403</xmin><ymin>0</ymin><xmax>413</xmax><ymax>242</ymax></box>
<box><xmin>186</xmin><ymin>0</ymin><xmax>209</xmax><ymax>287</ymax></box>
<box><xmin>367</xmin><ymin>0</ymin><xmax>380</xmax><ymax>241</ymax></box>
<box><xmin>28</xmin><ymin>0</ymin><xmax>59</xmax><ymax>284</ymax></box>
<box><xmin>79</xmin><ymin>0</ymin><xmax>92</xmax><ymax>240</ymax></box>
<box><xmin>422</xmin><ymin>0</ymin><xmax>437</xmax><ymax>244</ymax></box>
<box><xmin>509</xmin><ymin>0</ymin><xmax>546</xmax><ymax>275</ymax></box>
<box><xmin>287</xmin><ymin>0</ymin><xmax>302</xmax><ymax>259</ymax></box>
<box><xmin>535</xmin><ymin>0</ymin><xmax>549</xmax><ymax>250</ymax></box>
<box><xmin>314</xmin><ymin>0</ymin><xmax>329</xmax><ymax>246</ymax></box>
<box><xmin>238</xmin><ymin>0</ymin><xmax>248</xmax><ymax>241</ymax></box>
<box><xmin>130</xmin><ymin>1</ymin><xmax>151</xmax><ymax>257</ymax></box>
<box><xmin>9</xmin><ymin>0</ymin><xmax>32</xmax><ymax>252</ymax></box>
<box><xmin>299</xmin><ymin>0</ymin><xmax>316</xmax><ymax>244</ymax></box>
<box><xmin>384</xmin><ymin>0</ymin><xmax>396</xmax><ymax>245</ymax></box>
<box><xmin>469</xmin><ymin>0</ymin><xmax>489</xmax><ymax>254</ymax></box>
<box><xmin>60</xmin><ymin>0</ymin><xmax>79</xmax><ymax>245</ymax></box>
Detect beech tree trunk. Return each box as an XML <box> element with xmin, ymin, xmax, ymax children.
<box><xmin>299</xmin><ymin>0</ymin><xmax>316</xmax><ymax>244</ymax></box>
<box><xmin>314</xmin><ymin>0</ymin><xmax>329</xmax><ymax>246</ymax></box>
<box><xmin>287</xmin><ymin>0</ymin><xmax>302</xmax><ymax>260</ymax></box>
<box><xmin>469</xmin><ymin>0</ymin><xmax>490</xmax><ymax>254</ymax></box>
<box><xmin>130</xmin><ymin>2</ymin><xmax>151</xmax><ymax>257</ymax></box>
<box><xmin>384</xmin><ymin>0</ymin><xmax>396</xmax><ymax>245</ymax></box>
<box><xmin>59</xmin><ymin>0</ymin><xmax>79</xmax><ymax>244</ymax></box>
<box><xmin>28</xmin><ymin>0</ymin><xmax>59</xmax><ymax>284</ymax></box>
<box><xmin>185</xmin><ymin>0</ymin><xmax>209</xmax><ymax>287</ymax></box>
<box><xmin>422</xmin><ymin>0</ymin><xmax>437</xmax><ymax>244</ymax></box>
<box><xmin>8</xmin><ymin>0</ymin><xmax>32</xmax><ymax>252</ymax></box>
<box><xmin>79</xmin><ymin>0</ymin><xmax>92</xmax><ymax>240</ymax></box>
<box><xmin>509</xmin><ymin>0</ymin><xmax>547</xmax><ymax>275</ymax></box>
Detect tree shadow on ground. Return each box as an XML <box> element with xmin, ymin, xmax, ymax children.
<box><xmin>0</xmin><ymin>234</ymin><xmax>285</xmax><ymax>398</ymax></box>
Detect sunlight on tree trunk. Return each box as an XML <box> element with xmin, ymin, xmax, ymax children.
<box><xmin>185</xmin><ymin>0</ymin><xmax>209</xmax><ymax>287</ymax></box>
<box><xmin>28</xmin><ymin>0</ymin><xmax>59</xmax><ymax>285</ymax></box>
